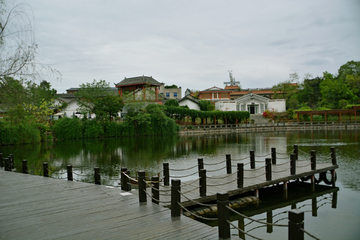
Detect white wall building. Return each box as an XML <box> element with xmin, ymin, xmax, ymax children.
<box><xmin>178</xmin><ymin>95</ymin><xmax>200</xmax><ymax>110</ymax></box>
<box><xmin>215</xmin><ymin>93</ymin><xmax>286</xmax><ymax>114</ymax></box>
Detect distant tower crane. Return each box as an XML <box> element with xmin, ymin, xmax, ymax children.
<box><xmin>223</xmin><ymin>70</ymin><xmax>240</xmax><ymax>86</ymax></box>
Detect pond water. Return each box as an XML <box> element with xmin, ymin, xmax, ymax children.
<box><xmin>1</xmin><ymin>129</ymin><xmax>360</xmax><ymax>239</ymax></box>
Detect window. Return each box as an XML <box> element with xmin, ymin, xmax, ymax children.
<box><xmin>173</xmin><ymin>93</ymin><xmax>177</xmax><ymax>97</ymax></box>
<box><xmin>166</xmin><ymin>93</ymin><xmax>170</xmax><ymax>97</ymax></box>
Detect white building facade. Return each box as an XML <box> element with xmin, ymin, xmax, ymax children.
<box><xmin>215</xmin><ymin>93</ymin><xmax>286</xmax><ymax>114</ymax></box>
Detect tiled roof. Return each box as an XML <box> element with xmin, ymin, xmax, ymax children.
<box><xmin>115</xmin><ymin>76</ymin><xmax>162</xmax><ymax>87</ymax></box>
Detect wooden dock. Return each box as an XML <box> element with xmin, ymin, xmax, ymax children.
<box><xmin>0</xmin><ymin>170</ymin><xmax>218</xmax><ymax>240</ymax></box>
<box><xmin>158</xmin><ymin>161</ymin><xmax>338</xmax><ymax>208</ymax></box>
<box><xmin>0</xmin><ymin>148</ymin><xmax>338</xmax><ymax>240</ymax></box>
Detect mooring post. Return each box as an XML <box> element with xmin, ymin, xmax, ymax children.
<box><xmin>67</xmin><ymin>165</ymin><xmax>73</xmax><ymax>181</ymax></box>
<box><xmin>121</xmin><ymin>167</ymin><xmax>128</xmax><ymax>191</ymax></box>
<box><xmin>199</xmin><ymin>169</ymin><xmax>206</xmax><ymax>197</ymax></box>
<box><xmin>171</xmin><ymin>179</ymin><xmax>181</xmax><ymax>217</ymax></box>
<box><xmin>332</xmin><ymin>191</ymin><xmax>338</xmax><ymax>208</ymax></box>
<box><xmin>217</xmin><ymin>192</ymin><xmax>230</xmax><ymax>240</ymax></box>
<box><xmin>266</xmin><ymin>158</ymin><xmax>272</xmax><ymax>181</ymax></box>
<box><xmin>267</xmin><ymin>210</ymin><xmax>273</xmax><ymax>233</ymax></box>
<box><xmin>94</xmin><ymin>167</ymin><xmax>100</xmax><ymax>185</ymax></box>
<box><xmin>237</xmin><ymin>163</ymin><xmax>244</xmax><ymax>188</ymax></box>
<box><xmin>238</xmin><ymin>216</ymin><xmax>245</xmax><ymax>239</ymax></box>
<box><xmin>226</xmin><ymin>154</ymin><xmax>232</xmax><ymax>174</ymax></box>
<box><xmin>10</xmin><ymin>154</ymin><xmax>14</xmax><ymax>169</ymax></box>
<box><xmin>198</xmin><ymin>158</ymin><xmax>204</xmax><ymax>177</ymax></box>
<box><xmin>22</xmin><ymin>160</ymin><xmax>27</xmax><ymax>174</ymax></box>
<box><xmin>290</xmin><ymin>154</ymin><xmax>296</xmax><ymax>175</ymax></box>
<box><xmin>126</xmin><ymin>170</ymin><xmax>132</xmax><ymax>191</ymax></box>
<box><xmin>312</xmin><ymin>197</ymin><xmax>317</xmax><ymax>217</ymax></box>
<box><xmin>331</xmin><ymin>169</ymin><xmax>336</xmax><ymax>187</ymax></box>
<box><xmin>0</xmin><ymin>153</ymin><xmax>3</xmax><ymax>168</ymax></box>
<box><xmin>43</xmin><ymin>162</ymin><xmax>49</xmax><ymax>177</ymax></box>
<box><xmin>151</xmin><ymin>176</ymin><xmax>159</xmax><ymax>204</ymax></box>
<box><xmin>163</xmin><ymin>163</ymin><xmax>169</xmax><ymax>186</ymax></box>
<box><xmin>293</xmin><ymin>145</ymin><xmax>298</xmax><ymax>160</ymax></box>
<box><xmin>330</xmin><ymin>147</ymin><xmax>337</xmax><ymax>165</ymax></box>
<box><xmin>310</xmin><ymin>150</ymin><xmax>316</xmax><ymax>170</ymax></box>
<box><xmin>138</xmin><ymin>171</ymin><xmax>147</xmax><ymax>203</ymax></box>
<box><xmin>283</xmin><ymin>181</ymin><xmax>288</xmax><ymax>200</ymax></box>
<box><xmin>311</xmin><ymin>175</ymin><xmax>315</xmax><ymax>192</ymax></box>
<box><xmin>288</xmin><ymin>210</ymin><xmax>304</xmax><ymax>240</ymax></box>
<box><xmin>250</xmin><ymin>150</ymin><xmax>255</xmax><ymax>169</ymax></box>
<box><xmin>271</xmin><ymin>147</ymin><xmax>276</xmax><ymax>164</ymax></box>
<box><xmin>4</xmin><ymin>158</ymin><xmax>10</xmax><ymax>171</ymax></box>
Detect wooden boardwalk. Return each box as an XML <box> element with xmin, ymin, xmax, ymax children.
<box><xmin>0</xmin><ymin>170</ymin><xmax>218</xmax><ymax>240</ymax></box>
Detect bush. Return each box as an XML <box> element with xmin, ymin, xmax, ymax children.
<box><xmin>0</xmin><ymin>120</ymin><xmax>41</xmax><ymax>145</ymax></box>
<box><xmin>51</xmin><ymin>117</ymin><xmax>83</xmax><ymax>140</ymax></box>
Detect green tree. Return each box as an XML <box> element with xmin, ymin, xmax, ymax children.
<box><xmin>164</xmin><ymin>99</ymin><xmax>179</xmax><ymax>107</ymax></box>
<box><xmin>75</xmin><ymin>79</ymin><xmax>118</xmax><ymax>115</ymax></box>
<box><xmin>272</xmin><ymin>73</ymin><xmax>299</xmax><ymax>108</ymax></box>
<box><xmin>92</xmin><ymin>95</ymin><xmax>124</xmax><ymax>120</ymax></box>
<box><xmin>320</xmin><ymin>71</ymin><xmax>358</xmax><ymax>109</ymax></box>
<box><xmin>296</xmin><ymin>76</ymin><xmax>323</xmax><ymax>108</ymax></box>
<box><xmin>198</xmin><ymin>99</ymin><xmax>214</xmax><ymax>111</ymax></box>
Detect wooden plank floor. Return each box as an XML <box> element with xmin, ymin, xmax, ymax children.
<box><xmin>158</xmin><ymin>161</ymin><xmax>338</xmax><ymax>207</ymax></box>
<box><xmin>0</xmin><ymin>170</ymin><xmax>218</xmax><ymax>240</ymax></box>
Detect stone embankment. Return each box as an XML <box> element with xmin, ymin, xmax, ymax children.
<box><xmin>179</xmin><ymin>121</ymin><xmax>360</xmax><ymax>135</ymax></box>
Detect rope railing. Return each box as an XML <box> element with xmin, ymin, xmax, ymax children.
<box><xmin>203</xmin><ymin>160</ymin><xmax>226</xmax><ymax>166</ymax></box>
<box><xmin>243</xmin><ymin>172</ymin><xmax>266</xmax><ymax>179</ymax></box>
<box><xmin>244</xmin><ymin>165</ymin><xmax>266</xmax><ymax>171</ymax></box>
<box><xmin>207</xmin><ymin>178</ymin><xmax>237</xmax><ymax>186</ymax></box>
<box><xmin>207</xmin><ymin>169</ymin><xmax>239</xmax><ymax>179</ymax></box>
<box><xmin>255</xmin><ymin>153</ymin><xmax>271</xmax><ymax>158</ymax></box>
<box><xmin>232</xmin><ymin>156</ymin><xmax>249</xmax><ymax>161</ymax></box>
<box><xmin>169</xmin><ymin>170</ymin><xmax>198</xmax><ymax>178</ymax></box>
<box><xmin>180</xmin><ymin>177</ymin><xmax>201</xmax><ymax>187</ymax></box>
<box><xmin>228</xmin><ymin>220</ymin><xmax>263</xmax><ymax>240</ymax></box>
<box><xmin>122</xmin><ymin>172</ymin><xmax>138</xmax><ymax>184</ymax></box>
<box><xmin>226</xmin><ymin>206</ymin><xmax>288</xmax><ymax>227</ymax></box>
<box><xmin>169</xmin><ymin>164</ymin><xmax>198</xmax><ymax>171</ymax></box>
<box><xmin>300</xmin><ymin>228</ymin><xmax>321</xmax><ymax>240</ymax></box>
<box><xmin>205</xmin><ymin>165</ymin><xmax>227</xmax><ymax>172</ymax></box>
<box><xmin>142</xmin><ymin>189</ymin><xmax>171</xmax><ymax>204</ymax></box>
<box><xmin>232</xmin><ymin>162</ymin><xmax>251</xmax><ymax>167</ymax></box>
<box><xmin>180</xmin><ymin>186</ymin><xmax>200</xmax><ymax>194</ymax></box>
<box><xmin>178</xmin><ymin>190</ymin><xmax>216</xmax><ymax>207</ymax></box>
<box><xmin>272</xmin><ymin>167</ymin><xmax>292</xmax><ymax>173</ymax></box>
<box><xmin>274</xmin><ymin>160</ymin><xmax>291</xmax><ymax>166</ymax></box>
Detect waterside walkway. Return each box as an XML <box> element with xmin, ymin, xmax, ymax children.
<box><xmin>0</xmin><ymin>170</ymin><xmax>218</xmax><ymax>240</ymax></box>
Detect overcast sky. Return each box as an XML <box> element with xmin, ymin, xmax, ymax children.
<box><xmin>21</xmin><ymin>0</ymin><xmax>360</xmax><ymax>94</ymax></box>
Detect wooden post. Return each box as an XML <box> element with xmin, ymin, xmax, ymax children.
<box><xmin>0</xmin><ymin>153</ymin><xmax>3</xmax><ymax>168</ymax></box>
<box><xmin>312</xmin><ymin>197</ymin><xmax>317</xmax><ymax>217</ymax></box>
<box><xmin>271</xmin><ymin>148</ymin><xmax>276</xmax><ymax>164</ymax></box>
<box><xmin>199</xmin><ymin>169</ymin><xmax>206</xmax><ymax>197</ymax></box>
<box><xmin>237</xmin><ymin>163</ymin><xmax>244</xmax><ymax>188</ymax></box>
<box><xmin>267</xmin><ymin>210</ymin><xmax>273</xmax><ymax>233</ymax></box>
<box><xmin>283</xmin><ymin>181</ymin><xmax>288</xmax><ymax>200</ymax></box>
<box><xmin>67</xmin><ymin>165</ymin><xmax>73</xmax><ymax>181</ymax></box>
<box><xmin>266</xmin><ymin>158</ymin><xmax>272</xmax><ymax>181</ymax></box>
<box><xmin>330</xmin><ymin>147</ymin><xmax>337</xmax><ymax>165</ymax></box>
<box><xmin>94</xmin><ymin>167</ymin><xmax>100</xmax><ymax>185</ymax></box>
<box><xmin>332</xmin><ymin>191</ymin><xmax>338</xmax><ymax>208</ymax></box>
<box><xmin>43</xmin><ymin>162</ymin><xmax>49</xmax><ymax>177</ymax></box>
<box><xmin>293</xmin><ymin>145</ymin><xmax>298</xmax><ymax>160</ymax></box>
<box><xmin>288</xmin><ymin>210</ymin><xmax>304</xmax><ymax>240</ymax></box>
<box><xmin>171</xmin><ymin>179</ymin><xmax>181</xmax><ymax>217</ymax></box>
<box><xmin>197</xmin><ymin>158</ymin><xmax>203</xmax><ymax>177</ymax></box>
<box><xmin>311</xmin><ymin>175</ymin><xmax>315</xmax><ymax>192</ymax></box>
<box><xmin>226</xmin><ymin>154</ymin><xmax>232</xmax><ymax>174</ymax></box>
<box><xmin>238</xmin><ymin>216</ymin><xmax>245</xmax><ymax>239</ymax></box>
<box><xmin>311</xmin><ymin>150</ymin><xmax>316</xmax><ymax>170</ymax></box>
<box><xmin>331</xmin><ymin>169</ymin><xmax>336</xmax><ymax>187</ymax></box>
<box><xmin>10</xmin><ymin>154</ymin><xmax>14</xmax><ymax>169</ymax></box>
<box><xmin>290</xmin><ymin>154</ymin><xmax>296</xmax><ymax>175</ymax></box>
<box><xmin>4</xmin><ymin>158</ymin><xmax>10</xmax><ymax>171</ymax></box>
<box><xmin>22</xmin><ymin>160</ymin><xmax>27</xmax><ymax>174</ymax></box>
<box><xmin>138</xmin><ymin>171</ymin><xmax>147</xmax><ymax>203</ymax></box>
<box><xmin>217</xmin><ymin>192</ymin><xmax>230</xmax><ymax>239</ymax></box>
<box><xmin>152</xmin><ymin>176</ymin><xmax>159</xmax><ymax>204</ymax></box>
<box><xmin>163</xmin><ymin>163</ymin><xmax>169</xmax><ymax>186</ymax></box>
<box><xmin>250</xmin><ymin>150</ymin><xmax>255</xmax><ymax>169</ymax></box>
<box><xmin>121</xmin><ymin>167</ymin><xmax>128</xmax><ymax>191</ymax></box>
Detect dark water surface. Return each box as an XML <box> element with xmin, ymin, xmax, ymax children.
<box><xmin>1</xmin><ymin>129</ymin><xmax>359</xmax><ymax>239</ymax></box>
